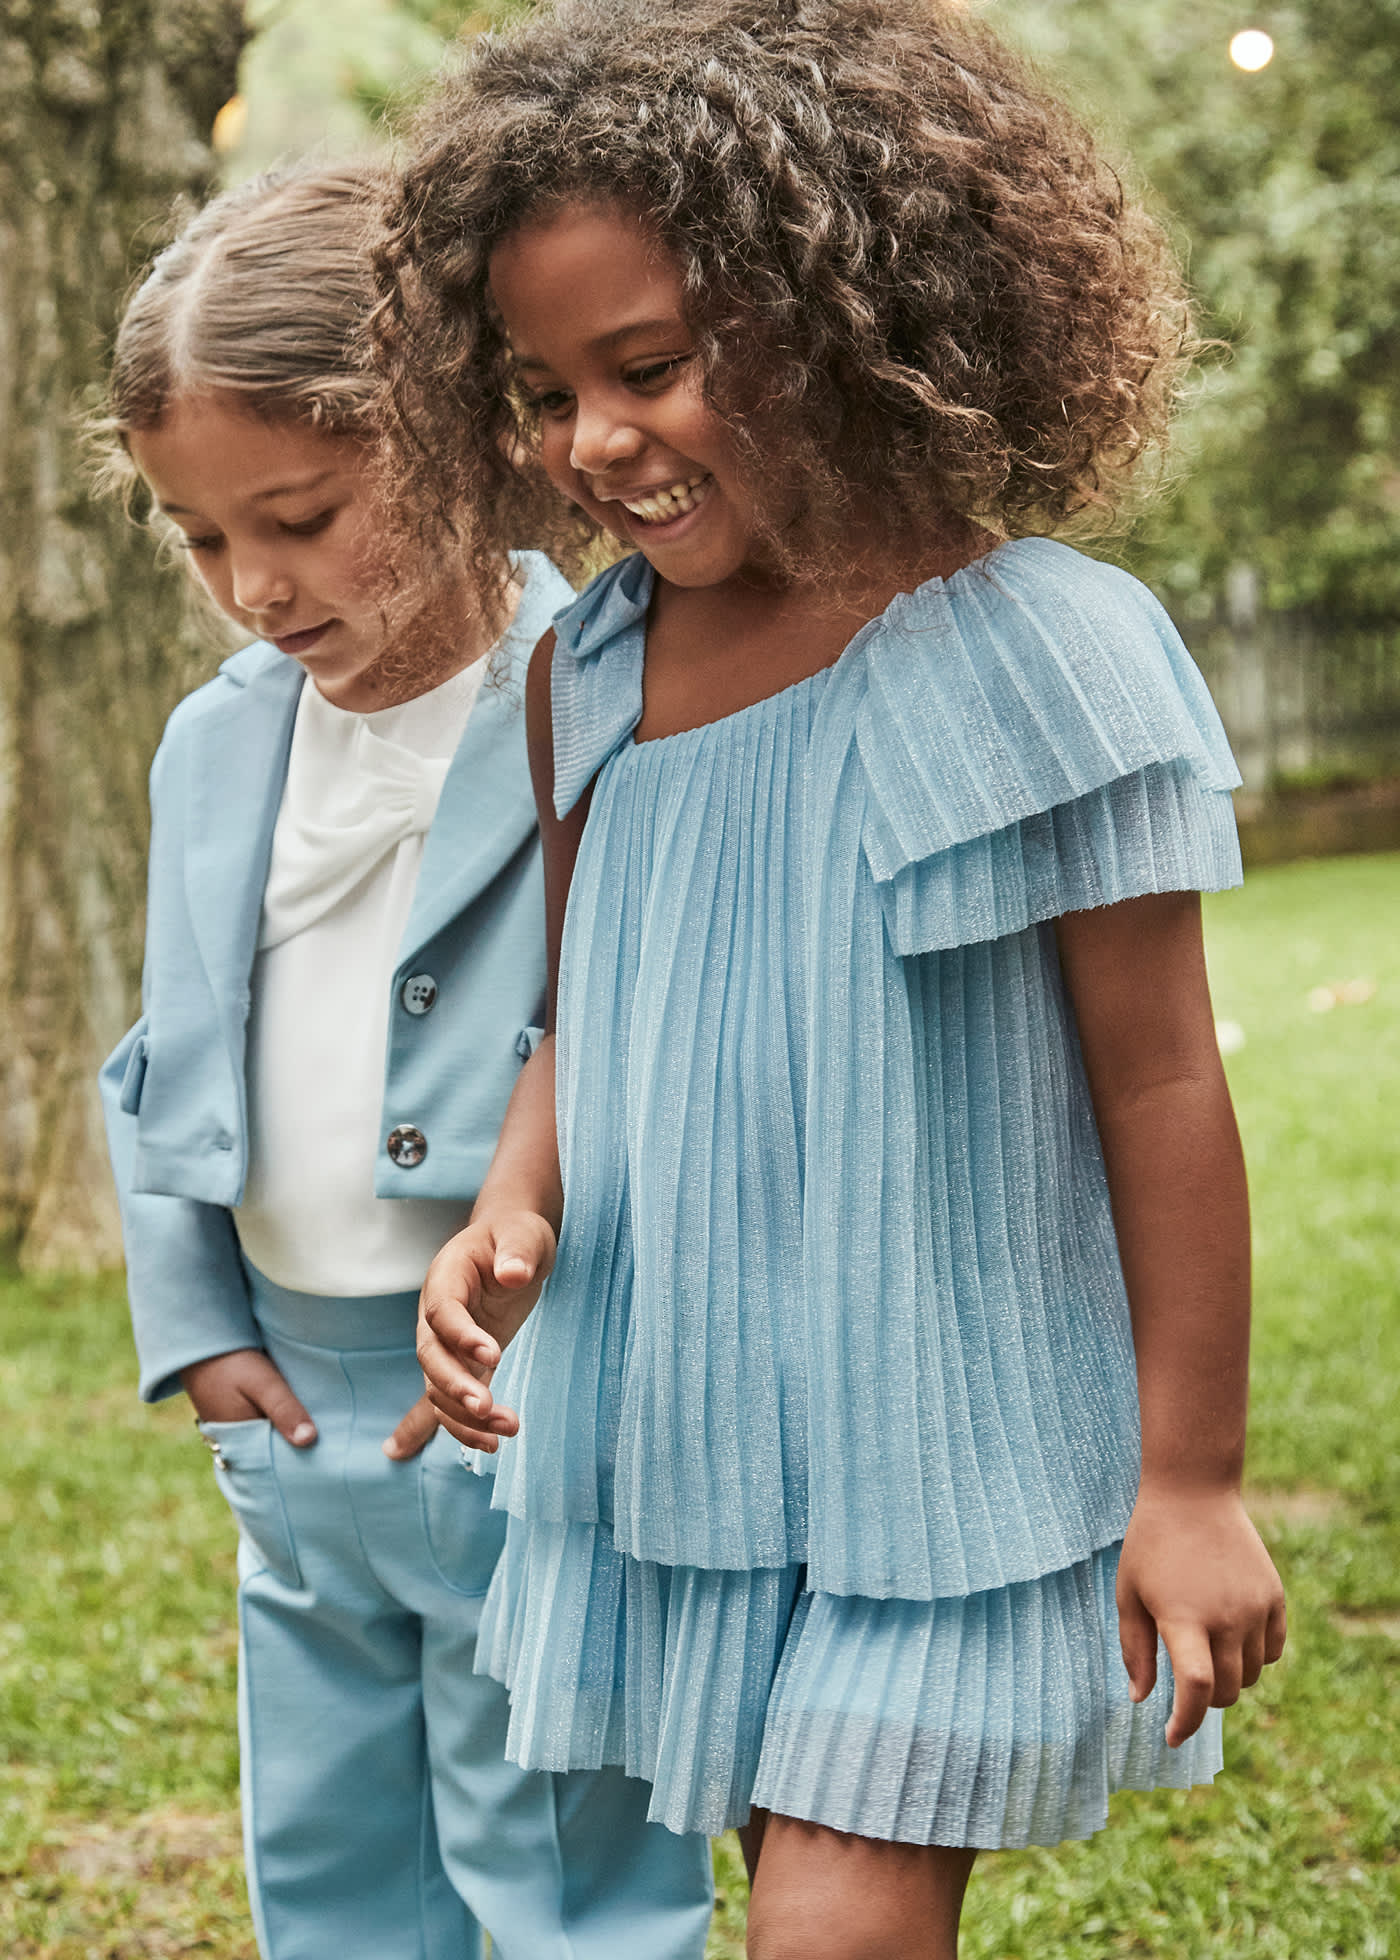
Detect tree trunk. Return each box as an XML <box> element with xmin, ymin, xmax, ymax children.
<box><xmin>0</xmin><ymin>0</ymin><xmax>245</xmax><ymax>1269</ymax></box>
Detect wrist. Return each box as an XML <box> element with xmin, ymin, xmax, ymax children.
<box><xmin>1134</xmin><ymin>1470</ymin><xmax>1245</xmax><ymax>1507</ymax></box>
<box><xmin>468</xmin><ymin>1189</ymin><xmax>559</xmax><ymax>1235</ymax></box>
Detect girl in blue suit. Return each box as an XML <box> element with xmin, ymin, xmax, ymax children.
<box><xmin>97</xmin><ymin>159</ymin><xmax>712</xmax><ymax>1960</ymax></box>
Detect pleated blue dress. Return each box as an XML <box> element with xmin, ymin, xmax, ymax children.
<box><xmin>476</xmin><ymin>537</ymin><xmax>1239</xmax><ymax>1846</ymax></box>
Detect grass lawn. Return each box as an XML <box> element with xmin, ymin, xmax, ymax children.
<box><xmin>3</xmin><ymin>852</ymin><xmax>1397</xmax><ymax>1957</ymax></box>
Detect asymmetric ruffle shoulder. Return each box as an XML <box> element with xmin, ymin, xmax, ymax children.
<box><xmin>490</xmin><ymin>539</ymin><xmax>1242</xmax><ymax>1605</ymax></box>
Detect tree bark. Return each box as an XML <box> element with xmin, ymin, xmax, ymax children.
<box><xmin>0</xmin><ymin>0</ymin><xmax>245</xmax><ymax>1269</ymax></box>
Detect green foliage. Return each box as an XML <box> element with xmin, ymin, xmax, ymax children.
<box><xmin>228</xmin><ymin>0</ymin><xmax>530</xmax><ymax>175</ymax></box>
<box><xmin>3</xmin><ymin>853</ymin><xmax>1399</xmax><ymax>1954</ymax></box>
<box><xmin>995</xmin><ymin>1</ymin><xmax>1400</xmax><ymax>615</ymax></box>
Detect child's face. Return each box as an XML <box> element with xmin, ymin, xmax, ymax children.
<box><xmin>490</xmin><ymin>203</ymin><xmax>766</xmax><ymax>589</ymax></box>
<box><xmin>128</xmin><ymin>398</ymin><xmax>393</xmax><ymax>711</ymax></box>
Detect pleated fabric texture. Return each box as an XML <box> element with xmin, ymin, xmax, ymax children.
<box><xmin>478</xmin><ymin>537</ymin><xmax>1240</xmax><ymax>1842</ymax></box>
<box><xmin>477</xmin><ymin>1528</ymin><xmax>1222</xmax><ymax>1841</ymax></box>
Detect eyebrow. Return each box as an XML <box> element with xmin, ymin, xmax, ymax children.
<box><xmin>159</xmin><ymin>469</ymin><xmax>343</xmax><ymax>517</ymax></box>
<box><xmin>512</xmin><ymin>318</ymin><xmax>690</xmax><ymax>371</ymax></box>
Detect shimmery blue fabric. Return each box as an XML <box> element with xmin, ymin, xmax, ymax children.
<box><xmin>480</xmin><ymin>538</ymin><xmax>1239</xmax><ymax>1842</ymax></box>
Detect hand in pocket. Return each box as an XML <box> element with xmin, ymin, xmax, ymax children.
<box><xmin>183</xmin><ymin>1348</ymin><xmax>317</xmax><ymax>1446</ymax></box>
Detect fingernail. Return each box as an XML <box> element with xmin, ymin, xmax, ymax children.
<box><xmin>382</xmin><ymin>1438</ymin><xmax>401</xmax><ymax>1459</ymax></box>
<box><xmin>292</xmin><ymin>1421</ymin><xmax>317</xmax><ymax>1446</ymax></box>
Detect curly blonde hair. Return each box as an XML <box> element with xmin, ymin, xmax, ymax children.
<box><xmin>374</xmin><ymin>0</ymin><xmax>1195</xmax><ymax>592</ymax></box>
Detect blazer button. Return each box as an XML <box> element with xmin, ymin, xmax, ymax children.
<box><xmin>386</xmin><ymin>1124</ymin><xmax>428</xmax><ymax>1169</ymax></box>
<box><xmin>401</xmin><ymin>973</ymin><xmax>438</xmax><ymax>1016</ymax></box>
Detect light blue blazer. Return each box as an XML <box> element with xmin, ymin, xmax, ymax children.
<box><xmin>100</xmin><ymin>553</ymin><xmax>572</xmax><ymax>1402</ymax></box>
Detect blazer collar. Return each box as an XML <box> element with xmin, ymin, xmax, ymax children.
<box><xmin>401</xmin><ymin>670</ymin><xmax>536</xmax><ymax>961</ymax></box>
<box><xmin>184</xmin><ymin>645</ymin><xmax>303</xmax><ymax>1019</ymax></box>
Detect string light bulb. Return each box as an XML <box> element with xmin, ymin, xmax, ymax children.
<box><xmin>1229</xmin><ymin>30</ymin><xmax>1275</xmax><ymax>71</ymax></box>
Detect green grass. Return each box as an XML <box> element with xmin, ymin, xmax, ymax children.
<box><xmin>3</xmin><ymin>853</ymin><xmax>1398</xmax><ymax>1957</ymax></box>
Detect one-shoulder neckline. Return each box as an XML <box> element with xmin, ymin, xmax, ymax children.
<box><xmin>626</xmin><ymin>539</ymin><xmax>1019</xmax><ymax>749</ymax></box>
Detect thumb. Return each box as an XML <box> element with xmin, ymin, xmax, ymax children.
<box><xmin>243</xmin><ymin>1354</ymin><xmax>318</xmax><ymax>1448</ymax></box>
<box><xmin>493</xmin><ymin>1215</ymin><xmax>555</xmax><ymax>1289</ymax></box>
<box><xmin>1117</xmin><ymin>1583</ymin><xmax>1159</xmax><ymax>1706</ymax></box>
<box><xmin>383</xmin><ymin>1393</ymin><xmax>440</xmax><ymax>1461</ymax></box>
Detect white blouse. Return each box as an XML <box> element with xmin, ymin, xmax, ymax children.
<box><xmin>233</xmin><ymin>657</ymin><xmax>487</xmax><ymax>1297</ymax></box>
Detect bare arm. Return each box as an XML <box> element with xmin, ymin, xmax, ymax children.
<box><xmin>417</xmin><ymin>629</ymin><xmax>593</xmax><ymax>1448</ymax></box>
<box><xmin>1055</xmin><ymin>891</ymin><xmax>1286</xmax><ymax>1744</ymax></box>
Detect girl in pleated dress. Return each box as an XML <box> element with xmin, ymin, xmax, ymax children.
<box><xmin>373</xmin><ymin>3</ymin><xmax>1286</xmax><ymax>1952</ymax></box>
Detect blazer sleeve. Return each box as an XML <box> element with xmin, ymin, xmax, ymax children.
<box><xmin>98</xmin><ymin>737</ymin><xmax>261</xmax><ymax>1403</ymax></box>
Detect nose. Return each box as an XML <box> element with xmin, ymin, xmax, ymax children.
<box><xmin>229</xmin><ymin>543</ymin><xmax>294</xmax><ymax>616</ymax></box>
<box><xmin>569</xmin><ymin>392</ymin><xmax>646</xmax><ymax>478</ymax></box>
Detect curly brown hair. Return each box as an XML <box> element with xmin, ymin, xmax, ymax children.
<box><xmin>374</xmin><ymin>0</ymin><xmax>1194</xmax><ymax>593</ymax></box>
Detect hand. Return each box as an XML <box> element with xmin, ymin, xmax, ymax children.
<box><xmin>381</xmin><ymin>1393</ymin><xmax>440</xmax><ymax>1461</ymax></box>
<box><xmin>1117</xmin><ymin>1484</ymin><xmax>1287</xmax><ymax>1747</ymax></box>
<box><xmin>417</xmin><ymin>1210</ymin><xmax>557</xmax><ymax>1452</ymax></box>
<box><xmin>182</xmin><ymin>1348</ymin><xmax>317</xmax><ymax>1447</ymax></box>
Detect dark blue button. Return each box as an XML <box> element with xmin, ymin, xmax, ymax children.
<box><xmin>401</xmin><ymin>974</ymin><xmax>438</xmax><ymax>1016</ymax></box>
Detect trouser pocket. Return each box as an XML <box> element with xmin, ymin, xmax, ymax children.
<box><xmin>418</xmin><ymin>1428</ymin><xmax>507</xmax><ymax>1597</ymax></box>
<box><xmin>198</xmin><ymin>1417</ymin><xmax>303</xmax><ymax>1590</ymax></box>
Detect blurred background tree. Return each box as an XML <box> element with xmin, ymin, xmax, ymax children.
<box><xmin>1005</xmin><ymin>0</ymin><xmax>1400</xmax><ymax>620</ymax></box>
<box><xmin>0</xmin><ymin>0</ymin><xmax>244</xmax><ymax>1270</ymax></box>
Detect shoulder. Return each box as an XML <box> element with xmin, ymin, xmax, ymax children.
<box><xmin>548</xmin><ymin>554</ymin><xmax>652</xmax><ymax>820</ymax></box>
<box><xmin>551</xmin><ymin>553</ymin><xmax>652</xmax><ymax>660</ymax></box>
<box><xmin>150</xmin><ymin>639</ymin><xmax>297</xmax><ymax>808</ymax></box>
<box><xmin>525</xmin><ymin>625</ymin><xmax>557</xmax><ymax>768</ymax></box>
<box><xmin>850</xmin><ymin>536</ymin><xmax>1239</xmax><ymax>876</ymax></box>
<box><xmin>493</xmin><ymin>552</ymin><xmax>576</xmax><ymax>688</ymax></box>
<box><xmin>972</xmin><ymin>537</ymin><xmax>1190</xmax><ymax>669</ymax></box>
<box><xmin>158</xmin><ymin>639</ymin><xmax>283</xmax><ymax>746</ymax></box>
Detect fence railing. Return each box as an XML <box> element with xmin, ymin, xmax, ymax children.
<box><xmin>1179</xmin><ymin>569</ymin><xmax>1400</xmax><ymax>793</ymax></box>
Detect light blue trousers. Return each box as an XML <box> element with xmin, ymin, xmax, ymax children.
<box><xmin>199</xmin><ymin>1269</ymin><xmax>713</xmax><ymax>1960</ymax></box>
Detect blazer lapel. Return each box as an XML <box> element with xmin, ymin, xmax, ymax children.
<box><xmin>401</xmin><ymin>675</ymin><xmax>537</xmax><ymax>960</ymax></box>
<box><xmin>184</xmin><ymin>648</ymin><xmax>304</xmax><ymax>1037</ymax></box>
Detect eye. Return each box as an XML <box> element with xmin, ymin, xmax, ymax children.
<box><xmin>176</xmin><ymin>532</ymin><xmax>221</xmax><ymax>554</ymax></box>
<box><xmin>528</xmin><ymin>388</ymin><xmax>574</xmax><ymax>420</ymax></box>
<box><xmin>627</xmin><ymin>354</ymin><xmax>692</xmax><ymax>391</ymax></box>
<box><xmin>280</xmin><ymin>508</ymin><xmax>338</xmax><ymax>538</ymax></box>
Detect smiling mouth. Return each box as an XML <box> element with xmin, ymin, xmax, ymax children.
<box><xmin>615</xmin><ymin>475</ymin><xmax>713</xmax><ymax>525</ymax></box>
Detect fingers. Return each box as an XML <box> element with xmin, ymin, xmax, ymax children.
<box><xmin>1116</xmin><ymin>1585</ymin><xmax>1159</xmax><ymax>1705</ymax></box>
<box><xmin>426</xmin><ymin>1390</ymin><xmax>520</xmax><ymax>1454</ymax></box>
<box><xmin>242</xmin><ymin>1352</ymin><xmax>318</xmax><ymax>1446</ymax></box>
<box><xmin>1160</xmin><ymin>1622</ymin><xmax>1216</xmax><ymax>1748</ymax></box>
<box><xmin>1265</xmin><ymin>1595</ymin><xmax>1288</xmax><ymax>1664</ymax></box>
<box><xmin>1208</xmin><ymin>1630</ymin><xmax>1244</xmax><ymax>1710</ymax></box>
<box><xmin>382</xmin><ymin>1393</ymin><xmax>440</xmax><ymax>1461</ymax></box>
<box><xmin>417</xmin><ymin>1312</ymin><xmax>501</xmax><ymax>1421</ymax></box>
<box><xmin>1240</xmin><ymin>1621</ymin><xmax>1267</xmax><ymax>1692</ymax></box>
<box><xmin>185</xmin><ymin>1350</ymin><xmax>316</xmax><ymax>1444</ymax></box>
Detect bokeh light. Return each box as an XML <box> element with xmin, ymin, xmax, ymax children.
<box><xmin>1230</xmin><ymin>30</ymin><xmax>1276</xmax><ymax>71</ymax></box>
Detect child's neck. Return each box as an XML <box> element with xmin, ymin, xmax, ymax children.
<box><xmin>634</xmin><ymin>523</ymin><xmax>997</xmax><ymax>745</ymax></box>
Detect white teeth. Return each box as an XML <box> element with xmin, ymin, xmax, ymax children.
<box><xmin>621</xmin><ymin>475</ymin><xmax>710</xmax><ymax>524</ymax></box>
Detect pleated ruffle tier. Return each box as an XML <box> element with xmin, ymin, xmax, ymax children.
<box><xmin>476</xmin><ymin>538</ymin><xmax>1241</xmax><ymax>1845</ymax></box>
<box><xmin>478</xmin><ymin>1522</ymin><xmax>1222</xmax><ymax>1842</ymax></box>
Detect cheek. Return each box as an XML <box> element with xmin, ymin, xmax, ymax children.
<box><xmin>536</xmin><ymin>420</ymin><xmax>580</xmax><ymax>494</ymax></box>
<box><xmin>324</xmin><ymin>528</ymin><xmax>385</xmax><ymax>609</ymax></box>
<box><xmin>185</xmin><ymin>555</ymin><xmax>232</xmax><ymax>612</ymax></box>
